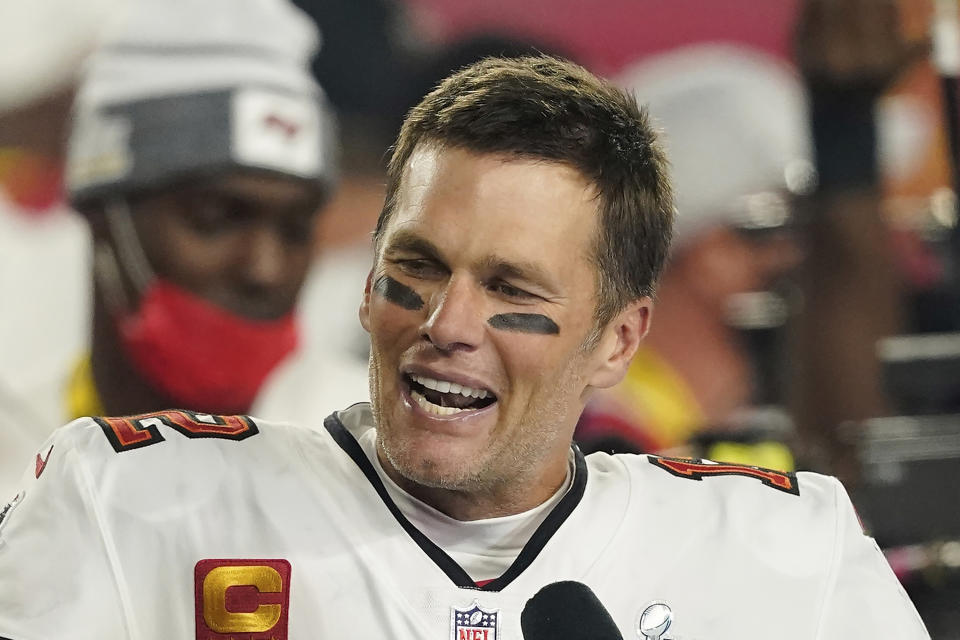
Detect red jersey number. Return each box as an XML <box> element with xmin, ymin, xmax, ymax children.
<box><xmin>93</xmin><ymin>410</ymin><xmax>258</xmax><ymax>453</ymax></box>
<box><xmin>649</xmin><ymin>456</ymin><xmax>800</xmax><ymax>496</ymax></box>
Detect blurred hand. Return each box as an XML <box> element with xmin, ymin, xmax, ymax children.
<box><xmin>795</xmin><ymin>0</ymin><xmax>929</xmax><ymax>89</ymax></box>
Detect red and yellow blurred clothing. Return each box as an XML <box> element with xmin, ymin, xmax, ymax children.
<box><xmin>0</xmin><ymin>148</ymin><xmax>63</xmax><ymax>214</ymax></box>
<box><xmin>577</xmin><ymin>346</ymin><xmax>705</xmax><ymax>453</ymax></box>
<box><xmin>66</xmin><ymin>355</ymin><xmax>104</xmax><ymax>420</ymax></box>
<box><xmin>578</xmin><ymin>346</ymin><xmax>796</xmax><ymax>473</ymax></box>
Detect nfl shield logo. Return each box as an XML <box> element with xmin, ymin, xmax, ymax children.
<box><xmin>451</xmin><ymin>600</ymin><xmax>499</xmax><ymax>640</ymax></box>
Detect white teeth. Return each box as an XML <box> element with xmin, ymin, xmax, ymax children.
<box><xmin>411</xmin><ymin>390</ymin><xmax>468</xmax><ymax>416</ymax></box>
<box><xmin>410</xmin><ymin>374</ymin><xmax>490</xmax><ymax>401</ymax></box>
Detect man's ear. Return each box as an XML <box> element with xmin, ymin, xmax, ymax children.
<box><xmin>359</xmin><ymin>269</ymin><xmax>374</xmax><ymax>333</ymax></box>
<box><xmin>586</xmin><ymin>297</ymin><xmax>652</xmax><ymax>390</ymax></box>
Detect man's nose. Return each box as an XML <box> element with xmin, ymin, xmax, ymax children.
<box><xmin>239</xmin><ymin>226</ymin><xmax>288</xmax><ymax>289</ymax></box>
<box><xmin>420</xmin><ymin>276</ymin><xmax>485</xmax><ymax>352</ymax></box>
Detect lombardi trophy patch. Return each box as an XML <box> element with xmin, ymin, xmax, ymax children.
<box><xmin>451</xmin><ymin>600</ymin><xmax>499</xmax><ymax>640</ymax></box>
<box><xmin>637</xmin><ymin>601</ymin><xmax>674</xmax><ymax>640</ymax></box>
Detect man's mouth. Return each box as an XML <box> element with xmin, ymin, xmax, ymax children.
<box><xmin>403</xmin><ymin>372</ymin><xmax>497</xmax><ymax>417</ymax></box>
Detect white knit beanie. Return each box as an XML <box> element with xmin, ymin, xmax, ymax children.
<box><xmin>617</xmin><ymin>44</ymin><xmax>813</xmax><ymax>247</ymax></box>
<box><xmin>66</xmin><ymin>0</ymin><xmax>336</xmax><ymax>203</ymax></box>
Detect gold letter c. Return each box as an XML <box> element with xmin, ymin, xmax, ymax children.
<box><xmin>203</xmin><ymin>565</ymin><xmax>283</xmax><ymax>633</ymax></box>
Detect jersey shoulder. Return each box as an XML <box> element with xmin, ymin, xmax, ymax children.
<box><xmin>594</xmin><ymin>451</ymin><xmax>845</xmax><ymax>545</ymax></box>
<box><xmin>18</xmin><ymin>410</ymin><xmax>342</xmax><ymax>510</ymax></box>
<box><xmin>52</xmin><ymin>409</ymin><xmax>322</xmax><ymax>460</ymax></box>
<box><xmin>619</xmin><ymin>453</ymin><xmax>838</xmax><ymax>500</ymax></box>
<box><xmin>582</xmin><ymin>452</ymin><xmax>850</xmax><ymax>587</ymax></box>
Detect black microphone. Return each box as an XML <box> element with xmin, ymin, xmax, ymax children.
<box><xmin>520</xmin><ymin>581</ymin><xmax>624</xmax><ymax>640</ymax></box>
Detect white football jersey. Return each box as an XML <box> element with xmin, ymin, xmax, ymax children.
<box><xmin>0</xmin><ymin>403</ymin><xmax>928</xmax><ymax>640</ymax></box>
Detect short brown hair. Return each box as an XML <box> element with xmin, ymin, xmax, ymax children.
<box><xmin>375</xmin><ymin>55</ymin><xmax>674</xmax><ymax>326</ymax></box>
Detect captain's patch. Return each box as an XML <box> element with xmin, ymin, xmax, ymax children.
<box><xmin>195</xmin><ymin>558</ymin><xmax>291</xmax><ymax>640</ymax></box>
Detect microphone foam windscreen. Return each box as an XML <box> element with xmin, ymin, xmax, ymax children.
<box><xmin>520</xmin><ymin>581</ymin><xmax>624</xmax><ymax>640</ymax></box>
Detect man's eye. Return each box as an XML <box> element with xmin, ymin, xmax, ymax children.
<box><xmin>398</xmin><ymin>259</ymin><xmax>445</xmax><ymax>278</ymax></box>
<box><xmin>490</xmin><ymin>281</ymin><xmax>535</xmax><ymax>300</ymax></box>
<box><xmin>183</xmin><ymin>197</ymin><xmax>251</xmax><ymax>234</ymax></box>
<box><xmin>278</xmin><ymin>214</ymin><xmax>316</xmax><ymax>244</ymax></box>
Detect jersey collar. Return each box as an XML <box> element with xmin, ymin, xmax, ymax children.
<box><xmin>323</xmin><ymin>410</ymin><xmax>588</xmax><ymax>592</ymax></box>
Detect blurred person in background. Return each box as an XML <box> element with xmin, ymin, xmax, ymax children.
<box><xmin>0</xmin><ymin>0</ymin><xmax>126</xmax><ymax>494</ymax></box>
<box><xmin>0</xmin><ymin>0</ymin><xmax>370</xmax><ymax>496</ymax></box>
<box><xmin>577</xmin><ymin>0</ymin><xmax>929</xmax><ymax>477</ymax></box>
<box><xmin>576</xmin><ymin>44</ymin><xmax>809</xmax><ymax>465</ymax></box>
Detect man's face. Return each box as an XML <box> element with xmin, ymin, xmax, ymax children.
<box><xmin>126</xmin><ymin>171</ymin><xmax>325</xmax><ymax>319</ymax></box>
<box><xmin>360</xmin><ymin>146</ymin><xmax>642</xmax><ymax>500</ymax></box>
<box><xmin>680</xmin><ymin>226</ymin><xmax>801</xmax><ymax>317</ymax></box>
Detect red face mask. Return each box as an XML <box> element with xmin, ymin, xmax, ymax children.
<box><xmin>116</xmin><ymin>280</ymin><xmax>298</xmax><ymax>414</ymax></box>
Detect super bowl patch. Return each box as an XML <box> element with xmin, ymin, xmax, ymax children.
<box><xmin>451</xmin><ymin>600</ymin><xmax>499</xmax><ymax>640</ymax></box>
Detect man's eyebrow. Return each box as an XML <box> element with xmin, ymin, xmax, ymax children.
<box><xmin>184</xmin><ymin>182</ymin><xmax>323</xmax><ymax>212</ymax></box>
<box><xmin>383</xmin><ymin>230</ymin><xmax>447</xmax><ymax>262</ymax></box>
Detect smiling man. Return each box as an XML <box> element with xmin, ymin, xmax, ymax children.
<box><xmin>362</xmin><ymin>143</ymin><xmax>653</xmax><ymax>519</ymax></box>
<box><xmin>357</xmin><ymin>57</ymin><xmax>673</xmax><ymax>526</ymax></box>
<box><xmin>0</xmin><ymin>56</ymin><xmax>928</xmax><ymax>639</ymax></box>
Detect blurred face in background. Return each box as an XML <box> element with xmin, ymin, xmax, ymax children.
<box><xmin>85</xmin><ymin>169</ymin><xmax>329</xmax><ymax>414</ymax></box>
<box><xmin>675</xmin><ymin>224</ymin><xmax>801</xmax><ymax>317</ymax></box>
<box><xmin>126</xmin><ymin>170</ymin><xmax>327</xmax><ymax>319</ymax></box>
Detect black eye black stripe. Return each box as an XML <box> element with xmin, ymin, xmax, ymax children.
<box><xmin>488</xmin><ymin>313</ymin><xmax>559</xmax><ymax>335</ymax></box>
<box><xmin>373</xmin><ymin>275</ymin><xmax>424</xmax><ymax>311</ymax></box>
<box><xmin>373</xmin><ymin>277</ymin><xmax>558</xmax><ymax>336</ymax></box>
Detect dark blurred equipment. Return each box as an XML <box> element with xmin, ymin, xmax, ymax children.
<box><xmin>848</xmin><ymin>332</ymin><xmax>960</xmax><ymax>549</ymax></box>
<box><xmin>848</xmin><ymin>328</ymin><xmax>960</xmax><ymax>637</ymax></box>
<box><xmin>896</xmin><ymin>559</ymin><xmax>960</xmax><ymax>640</ymax></box>
<box><xmin>851</xmin><ymin>414</ymin><xmax>960</xmax><ymax>547</ymax></box>
<box><xmin>521</xmin><ymin>581</ymin><xmax>624</xmax><ymax>640</ymax></box>
<box><xmin>880</xmin><ymin>332</ymin><xmax>960</xmax><ymax>415</ymax></box>
<box><xmin>847</xmin><ymin>331</ymin><xmax>960</xmax><ymax>547</ymax></box>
